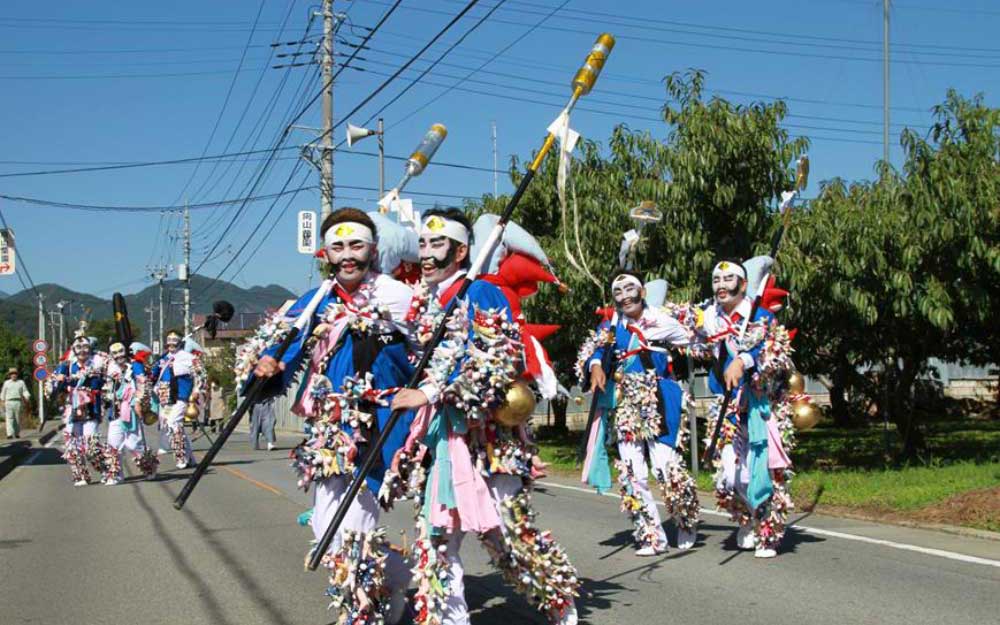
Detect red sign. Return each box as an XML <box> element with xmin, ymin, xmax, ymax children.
<box><xmin>33</xmin><ymin>367</ymin><xmax>48</xmax><ymax>382</ymax></box>
<box><xmin>32</xmin><ymin>352</ymin><xmax>47</xmax><ymax>366</ymax></box>
<box><xmin>32</xmin><ymin>339</ymin><xmax>49</xmax><ymax>353</ymax></box>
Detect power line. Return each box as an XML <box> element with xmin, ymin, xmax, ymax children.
<box><xmin>0</xmin><ymin>187</ymin><xmax>316</xmax><ymax>213</ymax></box>
<box><xmin>168</xmin><ymin>0</ymin><xmax>269</xmax><ymax>207</ymax></box>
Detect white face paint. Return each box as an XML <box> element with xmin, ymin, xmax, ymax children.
<box><xmin>612</xmin><ymin>282</ymin><xmax>644</xmax><ymax>319</ymax></box>
<box><xmin>73</xmin><ymin>342</ymin><xmax>91</xmax><ymax>360</ymax></box>
<box><xmin>326</xmin><ymin>238</ymin><xmax>375</xmax><ymax>287</ymax></box>
<box><xmin>712</xmin><ymin>272</ymin><xmax>744</xmax><ymax>307</ymax></box>
<box><xmin>418</xmin><ymin>234</ymin><xmax>462</xmax><ymax>286</ymax></box>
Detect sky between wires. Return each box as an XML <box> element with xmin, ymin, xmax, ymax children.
<box><xmin>0</xmin><ymin>0</ymin><xmax>996</xmax><ymax>297</ymax></box>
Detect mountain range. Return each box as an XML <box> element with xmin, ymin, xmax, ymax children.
<box><xmin>0</xmin><ymin>275</ymin><xmax>296</xmax><ymax>339</ymax></box>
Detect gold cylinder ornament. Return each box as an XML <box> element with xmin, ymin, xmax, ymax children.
<box><xmin>571</xmin><ymin>33</ymin><xmax>616</xmax><ymax>96</ymax></box>
<box><xmin>795</xmin><ymin>155</ymin><xmax>810</xmax><ymax>191</ymax></box>
<box><xmin>406</xmin><ymin>124</ymin><xmax>448</xmax><ymax>176</ymax></box>
<box><xmin>790</xmin><ymin>399</ymin><xmax>821</xmax><ymax>431</ymax></box>
<box><xmin>787</xmin><ymin>371</ymin><xmax>806</xmax><ymax>395</ymax></box>
<box><xmin>493</xmin><ymin>380</ymin><xmax>537</xmax><ymax>427</ymax></box>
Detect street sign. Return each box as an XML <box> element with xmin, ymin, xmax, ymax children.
<box><xmin>32</xmin><ymin>339</ymin><xmax>48</xmax><ymax>353</ymax></box>
<box><xmin>0</xmin><ymin>229</ymin><xmax>15</xmax><ymax>276</ymax></box>
<box><xmin>297</xmin><ymin>210</ymin><xmax>317</xmax><ymax>254</ymax></box>
<box><xmin>33</xmin><ymin>367</ymin><xmax>48</xmax><ymax>382</ymax></box>
<box><xmin>32</xmin><ymin>353</ymin><xmax>47</xmax><ymax>367</ymax></box>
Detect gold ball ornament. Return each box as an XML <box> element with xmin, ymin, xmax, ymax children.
<box><xmin>142</xmin><ymin>409</ymin><xmax>159</xmax><ymax>426</ymax></box>
<box><xmin>184</xmin><ymin>403</ymin><xmax>201</xmax><ymax>422</ymax></box>
<box><xmin>494</xmin><ymin>380</ymin><xmax>536</xmax><ymax>427</ymax></box>
<box><xmin>787</xmin><ymin>371</ymin><xmax>806</xmax><ymax>395</ymax></box>
<box><xmin>613</xmin><ymin>370</ymin><xmax>625</xmax><ymax>383</ymax></box>
<box><xmin>790</xmin><ymin>399</ymin><xmax>821</xmax><ymax>431</ymax></box>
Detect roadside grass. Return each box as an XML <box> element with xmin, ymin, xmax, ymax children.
<box><xmin>535</xmin><ymin>419</ymin><xmax>1000</xmax><ymax>531</ymax></box>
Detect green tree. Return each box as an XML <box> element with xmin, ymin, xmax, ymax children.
<box><xmin>0</xmin><ymin>320</ymin><xmax>35</xmax><ymax>399</ymax></box>
<box><xmin>85</xmin><ymin>318</ymin><xmax>143</xmax><ymax>352</ymax></box>
<box><xmin>782</xmin><ymin>91</ymin><xmax>1000</xmax><ymax>458</ymax></box>
<box><xmin>487</xmin><ymin>70</ymin><xmax>806</xmax><ymax>387</ymax></box>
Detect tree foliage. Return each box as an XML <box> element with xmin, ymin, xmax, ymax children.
<box><xmin>782</xmin><ymin>91</ymin><xmax>1000</xmax><ymax>457</ymax></box>
<box><xmin>0</xmin><ymin>321</ymin><xmax>35</xmax><ymax>398</ymax></box>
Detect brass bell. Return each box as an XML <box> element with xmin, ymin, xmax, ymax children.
<box><xmin>790</xmin><ymin>399</ymin><xmax>821</xmax><ymax>431</ymax></box>
<box><xmin>787</xmin><ymin>371</ymin><xmax>806</xmax><ymax>395</ymax></box>
<box><xmin>493</xmin><ymin>380</ymin><xmax>536</xmax><ymax>427</ymax></box>
<box><xmin>184</xmin><ymin>403</ymin><xmax>201</xmax><ymax>422</ymax></box>
<box><xmin>573</xmin><ymin>396</ymin><xmax>583</xmax><ymax>406</ymax></box>
<box><xmin>142</xmin><ymin>410</ymin><xmax>159</xmax><ymax>426</ymax></box>
<box><xmin>613</xmin><ymin>369</ymin><xmax>625</xmax><ymax>383</ymax></box>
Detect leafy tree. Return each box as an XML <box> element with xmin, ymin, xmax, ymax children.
<box><xmin>781</xmin><ymin>91</ymin><xmax>1000</xmax><ymax>458</ymax></box>
<box><xmin>85</xmin><ymin>318</ymin><xmax>143</xmax><ymax>352</ymax></box>
<box><xmin>0</xmin><ymin>320</ymin><xmax>34</xmax><ymax>396</ymax></box>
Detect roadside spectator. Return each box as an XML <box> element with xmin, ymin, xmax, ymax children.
<box><xmin>249</xmin><ymin>395</ymin><xmax>276</xmax><ymax>451</ymax></box>
<box><xmin>2</xmin><ymin>368</ymin><xmax>31</xmax><ymax>439</ymax></box>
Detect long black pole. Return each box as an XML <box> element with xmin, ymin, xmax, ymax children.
<box><xmin>173</xmin><ymin>326</ymin><xmax>302</xmax><ymax>510</ymax></box>
<box><xmin>307</xmin><ymin>168</ymin><xmax>538</xmax><ymax>570</ymax></box>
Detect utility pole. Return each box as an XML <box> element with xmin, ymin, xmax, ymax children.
<box><xmin>883</xmin><ymin>0</ymin><xmax>890</xmax><ymax>164</ymax></box>
<box><xmin>321</xmin><ymin>0</ymin><xmax>335</xmax><ymax>219</ymax></box>
<box><xmin>377</xmin><ymin>117</ymin><xmax>385</xmax><ymax>199</ymax></box>
<box><xmin>145</xmin><ymin>300</ymin><xmax>155</xmax><ymax>346</ymax></box>
<box><xmin>182</xmin><ymin>205</ymin><xmax>191</xmax><ymax>336</ymax></box>
<box><xmin>491</xmin><ymin>120</ymin><xmax>498</xmax><ymax>197</ymax></box>
<box><xmin>151</xmin><ymin>267</ymin><xmax>168</xmax><ymax>352</ymax></box>
<box><xmin>36</xmin><ymin>293</ymin><xmax>45</xmax><ymax>425</ymax></box>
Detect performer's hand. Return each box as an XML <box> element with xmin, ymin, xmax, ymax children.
<box><xmin>55</xmin><ymin>374</ymin><xmax>66</xmax><ymax>383</ymax></box>
<box><xmin>724</xmin><ymin>358</ymin><xmax>745</xmax><ymax>390</ymax></box>
<box><xmin>391</xmin><ymin>388</ymin><xmax>429</xmax><ymax>411</ymax></box>
<box><xmin>530</xmin><ymin>454</ymin><xmax>549</xmax><ymax>479</ymax></box>
<box><xmin>254</xmin><ymin>356</ymin><xmax>284</xmax><ymax>379</ymax></box>
<box><xmin>589</xmin><ymin>364</ymin><xmax>606</xmax><ymax>393</ymax></box>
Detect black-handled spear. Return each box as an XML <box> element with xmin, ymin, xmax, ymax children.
<box><xmin>307</xmin><ymin>33</ymin><xmax>617</xmax><ymax>571</ymax></box>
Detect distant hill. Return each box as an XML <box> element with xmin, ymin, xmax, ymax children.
<box><xmin>0</xmin><ymin>275</ymin><xmax>296</xmax><ymax>340</ymax></box>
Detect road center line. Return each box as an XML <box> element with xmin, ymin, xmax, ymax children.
<box><xmin>219</xmin><ymin>465</ymin><xmax>285</xmax><ymax>497</ymax></box>
<box><xmin>536</xmin><ymin>480</ymin><xmax>1000</xmax><ymax>569</ymax></box>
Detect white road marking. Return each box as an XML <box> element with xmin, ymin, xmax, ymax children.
<box><xmin>536</xmin><ymin>480</ymin><xmax>1000</xmax><ymax>569</ymax></box>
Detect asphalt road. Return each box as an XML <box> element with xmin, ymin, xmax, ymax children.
<box><xmin>1</xmin><ymin>426</ymin><xmax>997</xmax><ymax>625</ymax></box>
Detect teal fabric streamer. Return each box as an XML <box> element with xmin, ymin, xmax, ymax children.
<box><xmin>586</xmin><ymin>415</ymin><xmax>612</xmax><ymax>493</ymax></box>
<box><xmin>747</xmin><ymin>392</ymin><xmax>774</xmax><ymax>511</ymax></box>
<box><xmin>421</xmin><ymin>406</ymin><xmax>466</xmax><ymax>531</ymax></box>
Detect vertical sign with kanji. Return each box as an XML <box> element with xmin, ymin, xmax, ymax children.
<box><xmin>297</xmin><ymin>211</ymin><xmax>317</xmax><ymax>255</ymax></box>
<box><xmin>0</xmin><ymin>229</ymin><xmax>15</xmax><ymax>276</ymax></box>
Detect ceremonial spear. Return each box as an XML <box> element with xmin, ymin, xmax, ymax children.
<box><xmin>701</xmin><ymin>155</ymin><xmax>809</xmax><ymax>465</ymax></box>
<box><xmin>308</xmin><ymin>33</ymin><xmax>617</xmax><ymax>571</ymax></box>
<box><xmin>173</xmin><ymin>125</ymin><xmax>447</xmax><ymax>510</ymax></box>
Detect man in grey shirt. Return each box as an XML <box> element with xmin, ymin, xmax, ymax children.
<box><xmin>2</xmin><ymin>368</ymin><xmax>31</xmax><ymax>439</ymax></box>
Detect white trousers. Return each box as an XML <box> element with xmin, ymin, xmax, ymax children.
<box><xmin>107</xmin><ymin>419</ymin><xmax>148</xmax><ymax>455</ymax></box>
<box><xmin>619</xmin><ymin>440</ymin><xmax>680</xmax><ymax>549</ymax></box>
<box><xmin>164</xmin><ymin>402</ymin><xmax>194</xmax><ymax>464</ymax></box>
<box><xmin>65</xmin><ymin>418</ymin><xmax>100</xmax><ymax>439</ymax></box>
<box><xmin>716</xmin><ymin>424</ymin><xmax>750</xmax><ymax>505</ymax></box>
<box><xmin>310</xmin><ymin>475</ymin><xmax>411</xmax><ymax>591</ymax></box>
<box><xmin>439</xmin><ymin>473</ymin><xmax>524</xmax><ymax>625</ymax></box>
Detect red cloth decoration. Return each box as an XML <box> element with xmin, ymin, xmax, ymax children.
<box><xmin>761</xmin><ymin>275</ymin><xmax>789</xmax><ymax>312</ymax></box>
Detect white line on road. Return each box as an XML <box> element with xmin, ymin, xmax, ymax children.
<box><xmin>537</xmin><ymin>480</ymin><xmax>1000</xmax><ymax>569</ymax></box>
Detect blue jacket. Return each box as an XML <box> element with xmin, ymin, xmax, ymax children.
<box><xmin>53</xmin><ymin>359</ymin><xmax>105</xmax><ymax>421</ymax></box>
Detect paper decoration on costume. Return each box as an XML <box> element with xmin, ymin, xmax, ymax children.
<box><xmin>297</xmin><ymin>211</ymin><xmax>317</xmax><ymax>254</ymax></box>
<box><xmin>470</xmin><ymin>214</ymin><xmax>551</xmax><ymax>275</ymax></box>
<box><xmin>643</xmin><ymin>279</ymin><xmax>669</xmax><ymax>309</ymax></box>
<box><xmin>0</xmin><ymin>229</ymin><xmax>14</xmax><ymax>275</ymax></box>
<box><xmin>368</xmin><ymin>211</ymin><xmax>419</xmax><ymax>276</ymax></box>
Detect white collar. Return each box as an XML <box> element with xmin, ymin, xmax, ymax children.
<box><xmin>431</xmin><ymin>269</ymin><xmax>467</xmax><ymax>295</ymax></box>
<box><xmin>718</xmin><ymin>296</ymin><xmax>752</xmax><ymax>321</ymax></box>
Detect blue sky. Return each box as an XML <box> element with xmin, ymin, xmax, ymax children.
<box><xmin>0</xmin><ymin>0</ymin><xmax>996</xmax><ymax>301</ymax></box>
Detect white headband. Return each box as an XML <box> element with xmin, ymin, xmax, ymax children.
<box><xmin>419</xmin><ymin>215</ymin><xmax>469</xmax><ymax>246</ymax></box>
<box><xmin>712</xmin><ymin>261</ymin><xmax>746</xmax><ymax>281</ymax></box>
<box><xmin>611</xmin><ymin>274</ymin><xmax>643</xmax><ymax>291</ymax></box>
<box><xmin>324</xmin><ymin>221</ymin><xmax>375</xmax><ymax>246</ymax></box>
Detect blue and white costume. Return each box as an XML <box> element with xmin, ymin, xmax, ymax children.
<box><xmin>579</xmin><ymin>281</ymin><xmax>701</xmax><ymax>555</ymax></box>
<box><xmin>104</xmin><ymin>342</ymin><xmax>158</xmax><ymax>483</ymax></box>
<box><xmin>151</xmin><ymin>333</ymin><xmax>198</xmax><ymax>468</ymax></box>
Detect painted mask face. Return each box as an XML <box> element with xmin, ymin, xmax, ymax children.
<box><xmin>166</xmin><ymin>336</ymin><xmax>180</xmax><ymax>353</ymax></box>
<box><xmin>72</xmin><ymin>341</ymin><xmax>91</xmax><ymax>359</ymax></box>
<box><xmin>109</xmin><ymin>343</ymin><xmax>126</xmax><ymax>363</ymax></box>
<box><xmin>326</xmin><ymin>239</ymin><xmax>374</xmax><ymax>286</ymax></box>
<box><xmin>712</xmin><ymin>272</ymin><xmax>744</xmax><ymax>306</ymax></box>
<box><xmin>612</xmin><ymin>282</ymin><xmax>644</xmax><ymax>319</ymax></box>
<box><xmin>418</xmin><ymin>234</ymin><xmax>461</xmax><ymax>285</ymax></box>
